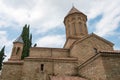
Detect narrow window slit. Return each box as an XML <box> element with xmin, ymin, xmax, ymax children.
<box><xmin>41</xmin><ymin>64</ymin><xmax>44</xmax><ymax>71</ymax></box>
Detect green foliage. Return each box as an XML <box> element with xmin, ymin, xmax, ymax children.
<box><xmin>21</xmin><ymin>24</ymin><xmax>32</xmax><ymax>60</ymax></box>
<box><xmin>0</xmin><ymin>46</ymin><xmax>6</xmax><ymax>70</ymax></box>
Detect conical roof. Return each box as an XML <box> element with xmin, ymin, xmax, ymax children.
<box><xmin>14</xmin><ymin>36</ymin><xmax>23</xmax><ymax>43</ymax></box>
<box><xmin>67</xmin><ymin>6</ymin><xmax>83</xmax><ymax>15</ymax></box>
<box><xmin>64</xmin><ymin>6</ymin><xmax>87</xmax><ymax>23</ymax></box>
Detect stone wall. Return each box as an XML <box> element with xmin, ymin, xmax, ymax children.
<box><xmin>52</xmin><ymin>49</ymin><xmax>69</xmax><ymax>57</ymax></box>
<box><xmin>54</xmin><ymin>61</ymin><xmax>77</xmax><ymax>76</ymax></box>
<box><xmin>1</xmin><ymin>61</ymin><xmax>23</xmax><ymax>80</ymax></box>
<box><xmin>70</xmin><ymin>35</ymin><xmax>113</xmax><ymax>65</ymax></box>
<box><xmin>78</xmin><ymin>53</ymin><xmax>120</xmax><ymax>80</ymax></box>
<box><xmin>30</xmin><ymin>47</ymin><xmax>69</xmax><ymax>58</ymax></box>
<box><xmin>78</xmin><ymin>55</ymin><xmax>107</xmax><ymax>80</ymax></box>
<box><xmin>102</xmin><ymin>54</ymin><xmax>120</xmax><ymax>80</ymax></box>
<box><xmin>64</xmin><ymin>38</ymin><xmax>77</xmax><ymax>49</ymax></box>
<box><xmin>21</xmin><ymin>57</ymin><xmax>77</xmax><ymax>80</ymax></box>
<box><xmin>21</xmin><ymin>59</ymin><xmax>53</xmax><ymax>80</ymax></box>
<box><xmin>30</xmin><ymin>47</ymin><xmax>52</xmax><ymax>57</ymax></box>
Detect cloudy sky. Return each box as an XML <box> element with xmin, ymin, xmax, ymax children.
<box><xmin>0</xmin><ymin>0</ymin><xmax>120</xmax><ymax>60</ymax></box>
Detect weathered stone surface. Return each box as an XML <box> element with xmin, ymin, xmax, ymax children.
<box><xmin>102</xmin><ymin>55</ymin><xmax>120</xmax><ymax>80</ymax></box>
<box><xmin>78</xmin><ymin>53</ymin><xmax>120</xmax><ymax>80</ymax></box>
<box><xmin>30</xmin><ymin>47</ymin><xmax>69</xmax><ymax>58</ymax></box>
<box><xmin>1</xmin><ymin>61</ymin><xmax>23</xmax><ymax>80</ymax></box>
<box><xmin>54</xmin><ymin>62</ymin><xmax>77</xmax><ymax>76</ymax></box>
<box><xmin>78</xmin><ymin>55</ymin><xmax>107</xmax><ymax>80</ymax></box>
<box><xmin>70</xmin><ymin>34</ymin><xmax>113</xmax><ymax>65</ymax></box>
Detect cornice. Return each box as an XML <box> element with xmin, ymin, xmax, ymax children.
<box><xmin>3</xmin><ymin>61</ymin><xmax>24</xmax><ymax>65</ymax></box>
<box><xmin>25</xmin><ymin>57</ymin><xmax>78</xmax><ymax>63</ymax></box>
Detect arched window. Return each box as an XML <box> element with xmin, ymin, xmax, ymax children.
<box><xmin>68</xmin><ymin>24</ymin><xmax>70</xmax><ymax>35</ymax></box>
<box><xmin>79</xmin><ymin>22</ymin><xmax>82</xmax><ymax>32</ymax></box>
<box><xmin>72</xmin><ymin>23</ymin><xmax>76</xmax><ymax>35</ymax></box>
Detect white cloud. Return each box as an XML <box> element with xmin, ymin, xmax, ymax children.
<box><xmin>36</xmin><ymin>35</ymin><xmax>65</xmax><ymax>48</ymax></box>
<box><xmin>0</xmin><ymin>31</ymin><xmax>11</xmax><ymax>47</ymax></box>
<box><xmin>0</xmin><ymin>0</ymin><xmax>120</xmax><ymax>60</ymax></box>
<box><xmin>0</xmin><ymin>0</ymin><xmax>68</xmax><ymax>33</ymax></box>
<box><xmin>0</xmin><ymin>0</ymin><xmax>119</xmax><ymax>36</ymax></box>
<box><xmin>2</xmin><ymin>0</ymin><xmax>36</xmax><ymax>10</ymax></box>
<box><xmin>87</xmin><ymin>0</ymin><xmax>120</xmax><ymax>37</ymax></box>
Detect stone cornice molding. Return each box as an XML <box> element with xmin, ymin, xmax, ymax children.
<box><xmin>31</xmin><ymin>47</ymin><xmax>69</xmax><ymax>52</ymax></box>
<box><xmin>25</xmin><ymin>57</ymin><xmax>78</xmax><ymax>63</ymax></box>
<box><xmin>3</xmin><ymin>61</ymin><xmax>24</xmax><ymax>65</ymax></box>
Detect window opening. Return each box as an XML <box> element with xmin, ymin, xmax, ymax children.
<box><xmin>73</xmin><ymin>23</ymin><xmax>76</xmax><ymax>35</ymax></box>
<box><xmin>16</xmin><ymin>47</ymin><xmax>20</xmax><ymax>54</ymax></box>
<box><xmin>79</xmin><ymin>22</ymin><xmax>82</xmax><ymax>32</ymax></box>
<box><xmin>68</xmin><ymin>24</ymin><xmax>70</xmax><ymax>35</ymax></box>
<box><xmin>41</xmin><ymin>64</ymin><xmax>44</xmax><ymax>71</ymax></box>
<box><xmin>94</xmin><ymin>48</ymin><xmax>98</xmax><ymax>53</ymax></box>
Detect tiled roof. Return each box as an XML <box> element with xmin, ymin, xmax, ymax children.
<box><xmin>50</xmin><ymin>76</ymin><xmax>87</xmax><ymax>80</ymax></box>
<box><xmin>14</xmin><ymin>36</ymin><xmax>23</xmax><ymax>43</ymax></box>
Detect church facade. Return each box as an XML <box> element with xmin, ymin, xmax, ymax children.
<box><xmin>1</xmin><ymin>7</ymin><xmax>120</xmax><ymax>80</ymax></box>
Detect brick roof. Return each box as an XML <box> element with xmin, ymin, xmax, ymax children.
<box><xmin>50</xmin><ymin>76</ymin><xmax>87</xmax><ymax>80</ymax></box>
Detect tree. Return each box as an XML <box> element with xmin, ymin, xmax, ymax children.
<box><xmin>21</xmin><ymin>24</ymin><xmax>32</xmax><ymax>60</ymax></box>
<box><xmin>0</xmin><ymin>46</ymin><xmax>6</xmax><ymax>70</ymax></box>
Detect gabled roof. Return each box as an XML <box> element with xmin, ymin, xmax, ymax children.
<box><xmin>14</xmin><ymin>36</ymin><xmax>23</xmax><ymax>43</ymax></box>
<box><xmin>71</xmin><ymin>33</ymin><xmax>114</xmax><ymax>49</ymax></box>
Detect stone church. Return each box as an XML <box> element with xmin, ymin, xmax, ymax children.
<box><xmin>1</xmin><ymin>7</ymin><xmax>120</xmax><ymax>80</ymax></box>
